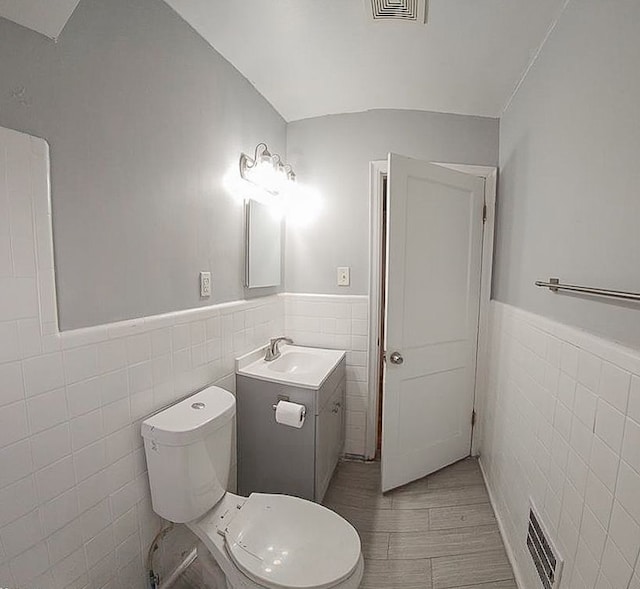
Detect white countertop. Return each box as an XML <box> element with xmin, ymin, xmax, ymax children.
<box><xmin>236</xmin><ymin>344</ymin><xmax>346</xmax><ymax>389</ymax></box>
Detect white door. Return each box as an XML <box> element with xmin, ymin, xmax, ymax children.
<box><xmin>381</xmin><ymin>154</ymin><xmax>485</xmax><ymax>493</ymax></box>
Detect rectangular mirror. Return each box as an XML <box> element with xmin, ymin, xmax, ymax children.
<box><xmin>244</xmin><ymin>199</ymin><xmax>282</xmax><ymax>288</ymax></box>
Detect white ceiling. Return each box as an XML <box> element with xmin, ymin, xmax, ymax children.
<box><xmin>0</xmin><ymin>0</ymin><xmax>566</xmax><ymax>120</ymax></box>
<box><xmin>165</xmin><ymin>0</ymin><xmax>566</xmax><ymax>121</ymax></box>
<box><xmin>0</xmin><ymin>0</ymin><xmax>81</xmax><ymax>39</ymax></box>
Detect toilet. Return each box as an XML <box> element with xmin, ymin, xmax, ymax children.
<box><xmin>141</xmin><ymin>385</ymin><xmax>364</xmax><ymax>589</ymax></box>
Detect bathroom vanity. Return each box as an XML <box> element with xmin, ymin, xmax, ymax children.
<box><xmin>235</xmin><ymin>344</ymin><xmax>346</xmax><ymax>502</ymax></box>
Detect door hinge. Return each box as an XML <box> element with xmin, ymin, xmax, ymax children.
<box><xmin>482</xmin><ymin>204</ymin><xmax>487</xmax><ymax>224</ymax></box>
<box><xmin>471</xmin><ymin>410</ymin><xmax>477</xmax><ymax>427</ymax></box>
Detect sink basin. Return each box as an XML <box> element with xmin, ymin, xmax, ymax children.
<box><xmin>265</xmin><ymin>351</ymin><xmax>324</xmax><ymax>375</ymax></box>
<box><xmin>236</xmin><ymin>344</ymin><xmax>346</xmax><ymax>389</ymax></box>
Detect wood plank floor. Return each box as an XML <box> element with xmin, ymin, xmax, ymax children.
<box><xmin>323</xmin><ymin>458</ymin><xmax>516</xmax><ymax>589</ymax></box>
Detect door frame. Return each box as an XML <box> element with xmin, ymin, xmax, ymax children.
<box><xmin>366</xmin><ymin>160</ymin><xmax>497</xmax><ymax>460</ymax></box>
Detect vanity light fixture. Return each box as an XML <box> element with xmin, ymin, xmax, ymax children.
<box><xmin>239</xmin><ymin>142</ymin><xmax>296</xmax><ymax>195</ymax></box>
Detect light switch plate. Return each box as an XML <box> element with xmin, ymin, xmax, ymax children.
<box><xmin>337</xmin><ymin>267</ymin><xmax>350</xmax><ymax>286</ymax></box>
<box><xmin>200</xmin><ymin>272</ymin><xmax>211</xmax><ymax>297</ymax></box>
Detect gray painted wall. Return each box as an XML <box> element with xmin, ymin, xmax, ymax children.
<box><xmin>285</xmin><ymin>110</ymin><xmax>499</xmax><ymax>295</ymax></box>
<box><xmin>0</xmin><ymin>0</ymin><xmax>286</xmax><ymax>330</ymax></box>
<box><xmin>494</xmin><ymin>0</ymin><xmax>640</xmax><ymax>349</ymax></box>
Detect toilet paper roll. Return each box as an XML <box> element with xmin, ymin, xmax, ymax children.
<box><xmin>274</xmin><ymin>400</ymin><xmax>306</xmax><ymax>429</ymax></box>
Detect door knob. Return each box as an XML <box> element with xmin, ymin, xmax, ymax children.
<box><xmin>389</xmin><ymin>352</ymin><xmax>404</xmax><ymax>365</ymax></box>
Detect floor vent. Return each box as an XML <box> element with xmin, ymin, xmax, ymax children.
<box><xmin>527</xmin><ymin>506</ymin><xmax>563</xmax><ymax>589</ymax></box>
<box><xmin>368</xmin><ymin>0</ymin><xmax>428</xmax><ymax>23</ymax></box>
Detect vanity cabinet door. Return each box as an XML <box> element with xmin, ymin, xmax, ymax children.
<box><xmin>315</xmin><ymin>379</ymin><xmax>345</xmax><ymax>501</ymax></box>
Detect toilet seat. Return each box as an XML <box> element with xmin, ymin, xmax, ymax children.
<box><xmin>223</xmin><ymin>493</ymin><xmax>361</xmax><ymax>589</ymax></box>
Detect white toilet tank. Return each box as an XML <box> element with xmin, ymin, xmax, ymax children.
<box><xmin>141</xmin><ymin>386</ymin><xmax>235</xmax><ymax>523</ymax></box>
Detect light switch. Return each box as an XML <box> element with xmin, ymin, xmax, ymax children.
<box><xmin>200</xmin><ymin>272</ymin><xmax>211</xmax><ymax>297</ymax></box>
<box><xmin>337</xmin><ymin>267</ymin><xmax>350</xmax><ymax>287</ymax></box>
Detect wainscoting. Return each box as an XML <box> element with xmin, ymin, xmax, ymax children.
<box><xmin>0</xmin><ymin>126</ymin><xmax>374</xmax><ymax>588</ymax></box>
<box><xmin>479</xmin><ymin>301</ymin><xmax>640</xmax><ymax>589</ymax></box>
<box><xmin>284</xmin><ymin>293</ymin><xmax>369</xmax><ymax>456</ymax></box>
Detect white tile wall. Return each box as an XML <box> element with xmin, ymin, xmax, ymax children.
<box><xmin>0</xmin><ymin>125</ymin><xmax>376</xmax><ymax>589</ymax></box>
<box><xmin>479</xmin><ymin>301</ymin><xmax>640</xmax><ymax>589</ymax></box>
<box><xmin>284</xmin><ymin>293</ymin><xmax>370</xmax><ymax>456</ymax></box>
<box><xmin>0</xmin><ymin>127</ymin><xmax>285</xmax><ymax>589</ymax></box>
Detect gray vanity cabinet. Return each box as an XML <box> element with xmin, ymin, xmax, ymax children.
<box><xmin>315</xmin><ymin>379</ymin><xmax>345</xmax><ymax>500</ymax></box>
<box><xmin>236</xmin><ymin>357</ymin><xmax>345</xmax><ymax>502</ymax></box>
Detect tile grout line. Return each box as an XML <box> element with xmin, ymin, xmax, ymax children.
<box><xmin>429</xmin><ymin>555</ymin><xmax>434</xmax><ymax>589</ymax></box>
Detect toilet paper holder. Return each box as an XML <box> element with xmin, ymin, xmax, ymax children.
<box><xmin>272</xmin><ymin>396</ymin><xmax>307</xmax><ymax>420</ymax></box>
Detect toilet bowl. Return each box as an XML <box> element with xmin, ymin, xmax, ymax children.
<box><xmin>188</xmin><ymin>492</ymin><xmax>364</xmax><ymax>589</ymax></box>
<box><xmin>141</xmin><ymin>386</ymin><xmax>364</xmax><ymax>589</ymax></box>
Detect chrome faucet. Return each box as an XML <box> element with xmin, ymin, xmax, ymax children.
<box><xmin>265</xmin><ymin>337</ymin><xmax>293</xmax><ymax>361</ymax></box>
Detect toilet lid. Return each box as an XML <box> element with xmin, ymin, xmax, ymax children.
<box><xmin>224</xmin><ymin>493</ymin><xmax>361</xmax><ymax>589</ymax></box>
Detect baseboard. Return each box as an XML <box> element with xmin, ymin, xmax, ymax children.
<box><xmin>343</xmin><ymin>453</ymin><xmax>367</xmax><ymax>462</ymax></box>
<box><xmin>478</xmin><ymin>457</ymin><xmax>527</xmax><ymax>589</ymax></box>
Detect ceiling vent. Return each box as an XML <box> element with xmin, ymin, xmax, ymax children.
<box><xmin>368</xmin><ymin>0</ymin><xmax>428</xmax><ymax>23</ymax></box>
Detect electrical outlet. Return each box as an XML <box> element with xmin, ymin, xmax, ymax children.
<box><xmin>337</xmin><ymin>267</ymin><xmax>350</xmax><ymax>287</ymax></box>
<box><xmin>200</xmin><ymin>272</ymin><xmax>211</xmax><ymax>297</ymax></box>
